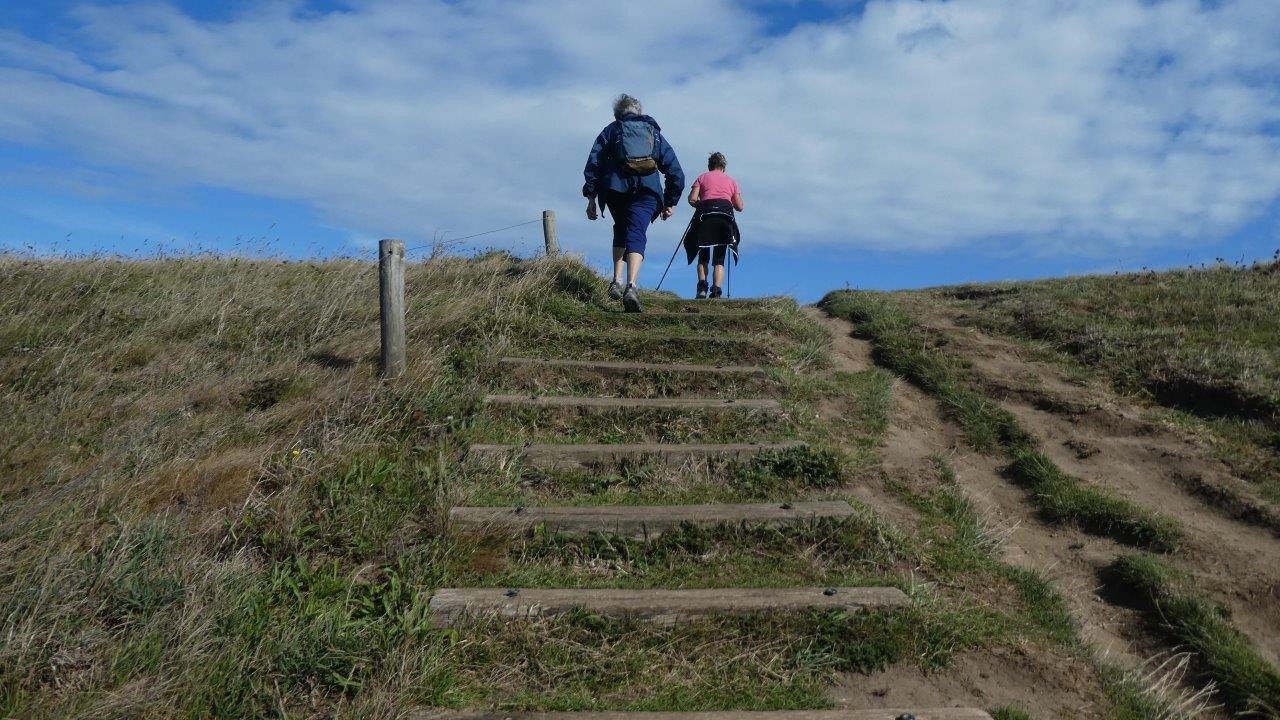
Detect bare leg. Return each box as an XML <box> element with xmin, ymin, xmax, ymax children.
<box><xmin>713</xmin><ymin>264</ymin><xmax>725</xmax><ymax>288</ymax></box>
<box><xmin>697</xmin><ymin>262</ymin><xmax>708</xmax><ymax>282</ymax></box>
<box><xmin>626</xmin><ymin>252</ymin><xmax>643</xmax><ymax>286</ymax></box>
<box><xmin>612</xmin><ymin>247</ymin><xmax>625</xmax><ymax>283</ymax></box>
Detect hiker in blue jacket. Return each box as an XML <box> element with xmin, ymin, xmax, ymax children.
<box><xmin>583</xmin><ymin>94</ymin><xmax>685</xmax><ymax>313</ymax></box>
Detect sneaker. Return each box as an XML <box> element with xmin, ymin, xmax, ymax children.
<box><xmin>622</xmin><ymin>283</ymin><xmax>642</xmax><ymax>313</ymax></box>
<box><xmin>607</xmin><ymin>280</ymin><xmax>623</xmax><ymax>300</ymax></box>
<box><xmin>709</xmin><ymin>285</ymin><xmax>723</xmax><ymax>299</ymax></box>
<box><xmin>695</xmin><ymin>280</ymin><xmax>708</xmax><ymax>299</ymax></box>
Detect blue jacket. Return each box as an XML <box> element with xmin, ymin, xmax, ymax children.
<box><xmin>582</xmin><ymin>114</ymin><xmax>685</xmax><ymax>212</ymax></box>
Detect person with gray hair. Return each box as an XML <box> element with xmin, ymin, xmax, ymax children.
<box><xmin>583</xmin><ymin>94</ymin><xmax>685</xmax><ymax>312</ymax></box>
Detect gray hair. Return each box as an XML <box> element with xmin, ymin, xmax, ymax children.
<box><xmin>612</xmin><ymin>94</ymin><xmax>643</xmax><ymax>120</ymax></box>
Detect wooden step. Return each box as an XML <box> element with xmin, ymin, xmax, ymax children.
<box><xmin>483</xmin><ymin>395</ymin><xmax>781</xmax><ymax>411</ymax></box>
<box><xmin>428</xmin><ymin>586</ymin><xmax>910</xmax><ymax>628</ymax></box>
<box><xmin>595</xmin><ymin>310</ymin><xmax>774</xmax><ymax>320</ymax></box>
<box><xmin>537</xmin><ymin>331</ymin><xmax>764</xmax><ymax>345</ymax></box>
<box><xmin>450</xmin><ymin>501</ymin><xmax>854</xmax><ymax>538</ymax></box>
<box><xmin>414</xmin><ymin>710</ymin><xmax>994</xmax><ymax>720</ymax></box>
<box><xmin>467</xmin><ymin>441</ymin><xmax>804</xmax><ymax>468</ymax></box>
<box><xmin>642</xmin><ymin>297</ymin><xmax>775</xmax><ymax>307</ymax></box>
<box><xmin>498</xmin><ymin>357</ymin><xmax>769</xmax><ymax>375</ymax></box>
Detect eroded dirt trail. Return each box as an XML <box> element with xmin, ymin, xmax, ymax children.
<box><xmin>909</xmin><ymin>304</ymin><xmax>1280</xmax><ymax>667</ymax></box>
<box><xmin>807</xmin><ymin>309</ymin><xmax>1128</xmax><ymax>717</ymax></box>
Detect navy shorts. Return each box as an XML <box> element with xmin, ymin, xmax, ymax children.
<box><xmin>606</xmin><ymin>191</ymin><xmax>660</xmax><ymax>256</ymax></box>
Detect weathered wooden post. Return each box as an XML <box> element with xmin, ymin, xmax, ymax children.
<box><xmin>542</xmin><ymin>210</ymin><xmax>558</xmax><ymax>256</ymax></box>
<box><xmin>378</xmin><ymin>238</ymin><xmax>405</xmax><ymax>379</ymax></box>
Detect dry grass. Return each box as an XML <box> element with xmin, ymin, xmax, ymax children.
<box><xmin>0</xmin><ymin>251</ymin><xmax>590</xmax><ymax>718</ymax></box>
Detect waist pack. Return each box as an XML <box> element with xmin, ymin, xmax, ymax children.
<box><xmin>615</xmin><ymin>118</ymin><xmax>658</xmax><ymax>176</ymax></box>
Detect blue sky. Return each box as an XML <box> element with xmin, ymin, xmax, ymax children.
<box><xmin>2</xmin><ymin>0</ymin><xmax>1279</xmax><ymax>301</ymax></box>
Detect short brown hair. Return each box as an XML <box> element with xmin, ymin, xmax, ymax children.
<box><xmin>708</xmin><ymin>152</ymin><xmax>727</xmax><ymax>171</ymax></box>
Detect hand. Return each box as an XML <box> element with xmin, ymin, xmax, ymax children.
<box><xmin>661</xmin><ymin>207</ymin><xmax>674</xmax><ymax>220</ymax></box>
<box><xmin>586</xmin><ymin>199</ymin><xmax>598</xmax><ymax>221</ymax></box>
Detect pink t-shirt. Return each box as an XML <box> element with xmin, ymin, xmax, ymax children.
<box><xmin>692</xmin><ymin>170</ymin><xmax>740</xmax><ymax>202</ymax></box>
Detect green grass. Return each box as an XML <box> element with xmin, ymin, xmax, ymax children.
<box><xmin>458</xmin><ymin>515</ymin><xmax>911</xmax><ymax>590</ymax></box>
<box><xmin>473</xmin><ymin>404</ymin><xmax>795</xmax><ymax>444</ymax></box>
<box><xmin>423</xmin><ymin>602</ymin><xmax>998</xmax><ymax>711</ymax></box>
<box><xmin>926</xmin><ymin>261</ymin><xmax>1280</xmax><ymax>492</ymax></box>
<box><xmin>484</xmin><ymin>363</ymin><xmax>783</xmax><ymax>399</ymax></box>
<box><xmin>1008</xmin><ymin>450</ymin><xmax>1183</xmax><ymax>552</ymax></box>
<box><xmin>820</xmin><ymin>289</ymin><xmax>1185</xmax><ymax>552</ymax></box>
<box><xmin>1106</xmin><ymin>554</ymin><xmax>1280</xmax><ymax>717</ymax></box>
<box><xmin>454</xmin><ymin>445</ymin><xmax>851</xmax><ymax>509</ymax></box>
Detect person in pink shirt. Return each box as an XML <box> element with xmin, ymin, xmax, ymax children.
<box><xmin>686</xmin><ymin>152</ymin><xmax>744</xmax><ymax>298</ymax></box>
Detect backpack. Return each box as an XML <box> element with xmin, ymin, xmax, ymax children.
<box><xmin>615</xmin><ymin>118</ymin><xmax>658</xmax><ymax>176</ymax></box>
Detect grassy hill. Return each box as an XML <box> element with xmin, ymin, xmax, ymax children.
<box><xmin>2</xmin><ymin>252</ymin><xmax>1278</xmax><ymax>719</ymax></box>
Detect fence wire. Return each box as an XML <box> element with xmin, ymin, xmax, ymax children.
<box><xmin>405</xmin><ymin>218</ymin><xmax>543</xmax><ymax>255</ymax></box>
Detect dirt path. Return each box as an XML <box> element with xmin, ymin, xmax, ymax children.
<box><xmin>908</xmin><ymin>303</ymin><xmax>1280</xmax><ymax>668</ymax></box>
<box><xmin>807</xmin><ymin>309</ymin><xmax>1129</xmax><ymax>716</ymax></box>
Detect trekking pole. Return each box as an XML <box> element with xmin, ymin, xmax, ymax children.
<box><xmin>726</xmin><ymin>253</ymin><xmax>732</xmax><ymax>298</ymax></box>
<box><xmin>656</xmin><ymin>214</ymin><xmax>695</xmax><ymax>291</ymax></box>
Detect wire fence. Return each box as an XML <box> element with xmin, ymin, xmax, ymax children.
<box><xmin>405</xmin><ymin>217</ymin><xmax>548</xmax><ymax>259</ymax></box>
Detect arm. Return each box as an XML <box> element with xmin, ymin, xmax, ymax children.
<box><xmin>731</xmin><ymin>192</ymin><xmax>744</xmax><ymax>212</ymax></box>
<box><xmin>656</xmin><ymin>134</ymin><xmax>685</xmax><ymax>215</ymax></box>
<box><xmin>583</xmin><ymin>130</ymin><xmax>608</xmax><ymax>219</ymax></box>
<box><xmin>687</xmin><ymin>182</ymin><xmax>701</xmax><ymax>207</ymax></box>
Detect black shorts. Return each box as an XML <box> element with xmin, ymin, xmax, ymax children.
<box><xmin>696</xmin><ymin>245</ymin><xmax>727</xmax><ymax>265</ymax></box>
<box><xmin>694</xmin><ymin>214</ymin><xmax>733</xmax><ymax>265</ymax></box>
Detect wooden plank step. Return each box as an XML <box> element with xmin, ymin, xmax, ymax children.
<box><xmin>414</xmin><ymin>710</ymin><xmax>994</xmax><ymax>720</ymax></box>
<box><xmin>540</xmin><ymin>332</ymin><xmax>765</xmax><ymax>344</ymax></box>
<box><xmin>643</xmin><ymin>297</ymin><xmax>774</xmax><ymax>306</ymax></box>
<box><xmin>428</xmin><ymin>586</ymin><xmax>910</xmax><ymax>628</ymax></box>
<box><xmin>450</xmin><ymin>501</ymin><xmax>854</xmax><ymax>537</ymax></box>
<box><xmin>597</xmin><ymin>310</ymin><xmax>773</xmax><ymax>319</ymax></box>
<box><xmin>498</xmin><ymin>357</ymin><xmax>769</xmax><ymax>375</ymax></box>
<box><xmin>467</xmin><ymin>441</ymin><xmax>804</xmax><ymax>468</ymax></box>
<box><xmin>484</xmin><ymin>395</ymin><xmax>781</xmax><ymax>411</ymax></box>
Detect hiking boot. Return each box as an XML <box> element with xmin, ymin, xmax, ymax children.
<box><xmin>696</xmin><ymin>280</ymin><xmax>708</xmax><ymax>299</ymax></box>
<box><xmin>709</xmin><ymin>285</ymin><xmax>723</xmax><ymax>299</ymax></box>
<box><xmin>607</xmin><ymin>280</ymin><xmax>624</xmax><ymax>300</ymax></box>
<box><xmin>622</xmin><ymin>283</ymin><xmax>642</xmax><ymax>313</ymax></box>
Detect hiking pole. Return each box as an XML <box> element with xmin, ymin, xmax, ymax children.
<box><xmin>656</xmin><ymin>213</ymin><xmax>695</xmax><ymax>291</ymax></box>
<box><xmin>727</xmin><ymin>253</ymin><xmax>732</xmax><ymax>298</ymax></box>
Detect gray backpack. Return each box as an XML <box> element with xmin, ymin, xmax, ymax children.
<box><xmin>615</xmin><ymin>118</ymin><xmax>658</xmax><ymax>176</ymax></box>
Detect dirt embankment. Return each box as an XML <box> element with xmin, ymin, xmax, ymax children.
<box><xmin>811</xmin><ymin>304</ymin><xmax>1280</xmax><ymax>717</ymax></box>
<box><xmin>808</xmin><ymin>309</ymin><xmax>1114</xmax><ymax>717</ymax></box>
<box><xmin>910</xmin><ymin>304</ymin><xmax>1280</xmax><ymax>668</ymax></box>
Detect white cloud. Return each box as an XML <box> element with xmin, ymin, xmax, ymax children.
<box><xmin>1</xmin><ymin>0</ymin><xmax>1279</xmax><ymax>256</ymax></box>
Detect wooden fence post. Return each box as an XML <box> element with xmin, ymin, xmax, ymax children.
<box><xmin>542</xmin><ymin>210</ymin><xmax>558</xmax><ymax>256</ymax></box>
<box><xmin>379</xmin><ymin>238</ymin><xmax>406</xmax><ymax>379</ymax></box>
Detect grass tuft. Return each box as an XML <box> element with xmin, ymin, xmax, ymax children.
<box><xmin>1105</xmin><ymin>553</ymin><xmax>1280</xmax><ymax>717</ymax></box>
